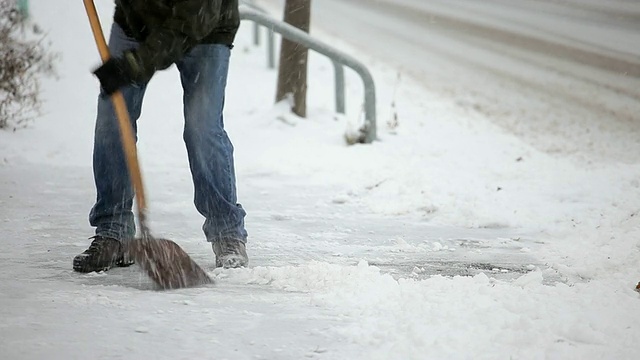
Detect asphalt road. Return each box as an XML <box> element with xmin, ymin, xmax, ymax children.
<box><xmin>304</xmin><ymin>0</ymin><xmax>640</xmax><ymax>162</ymax></box>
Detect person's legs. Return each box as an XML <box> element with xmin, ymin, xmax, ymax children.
<box><xmin>89</xmin><ymin>23</ymin><xmax>148</xmax><ymax>241</ymax></box>
<box><xmin>176</xmin><ymin>44</ymin><xmax>248</xmax><ymax>267</ymax></box>
<box><xmin>74</xmin><ymin>23</ymin><xmax>148</xmax><ymax>272</ymax></box>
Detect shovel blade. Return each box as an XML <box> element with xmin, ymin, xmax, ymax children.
<box><xmin>126</xmin><ymin>237</ymin><xmax>213</xmax><ymax>290</ymax></box>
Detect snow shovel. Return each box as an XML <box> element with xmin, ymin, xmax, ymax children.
<box><xmin>83</xmin><ymin>0</ymin><xmax>212</xmax><ymax>289</ymax></box>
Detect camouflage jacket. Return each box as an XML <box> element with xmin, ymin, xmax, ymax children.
<box><xmin>113</xmin><ymin>0</ymin><xmax>239</xmax><ymax>81</ymax></box>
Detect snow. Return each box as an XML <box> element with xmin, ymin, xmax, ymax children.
<box><xmin>1</xmin><ymin>0</ymin><xmax>640</xmax><ymax>359</ymax></box>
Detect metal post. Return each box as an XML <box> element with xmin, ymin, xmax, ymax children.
<box><xmin>17</xmin><ymin>0</ymin><xmax>30</xmax><ymax>18</ymax></box>
<box><xmin>253</xmin><ymin>23</ymin><xmax>261</xmax><ymax>45</ymax></box>
<box><xmin>240</xmin><ymin>1</ymin><xmax>275</xmax><ymax>68</ymax></box>
<box><xmin>268</xmin><ymin>28</ymin><xmax>276</xmax><ymax>69</ymax></box>
<box><xmin>332</xmin><ymin>61</ymin><xmax>345</xmax><ymax>114</ymax></box>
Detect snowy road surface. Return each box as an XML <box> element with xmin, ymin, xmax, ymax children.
<box><xmin>1</xmin><ymin>0</ymin><xmax>640</xmax><ymax>359</ymax></box>
<box><xmin>303</xmin><ymin>0</ymin><xmax>640</xmax><ymax>163</ymax></box>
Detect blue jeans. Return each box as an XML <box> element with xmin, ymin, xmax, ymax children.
<box><xmin>89</xmin><ymin>24</ymin><xmax>247</xmax><ymax>244</ymax></box>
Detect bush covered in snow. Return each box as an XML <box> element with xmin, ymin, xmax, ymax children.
<box><xmin>0</xmin><ymin>0</ymin><xmax>56</xmax><ymax>130</ymax></box>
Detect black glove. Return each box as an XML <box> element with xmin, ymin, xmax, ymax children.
<box><xmin>93</xmin><ymin>52</ymin><xmax>143</xmax><ymax>95</ymax></box>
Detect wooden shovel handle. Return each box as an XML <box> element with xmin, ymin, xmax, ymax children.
<box><xmin>83</xmin><ymin>0</ymin><xmax>147</xmax><ymax>215</ymax></box>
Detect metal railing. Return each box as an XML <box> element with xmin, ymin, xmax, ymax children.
<box><xmin>240</xmin><ymin>1</ymin><xmax>346</xmax><ymax>117</ymax></box>
<box><xmin>239</xmin><ymin>0</ymin><xmax>276</xmax><ymax>68</ymax></box>
<box><xmin>239</xmin><ymin>6</ymin><xmax>377</xmax><ymax>143</ymax></box>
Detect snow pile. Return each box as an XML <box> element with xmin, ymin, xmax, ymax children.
<box><xmin>224</xmin><ymin>260</ymin><xmax>639</xmax><ymax>359</ymax></box>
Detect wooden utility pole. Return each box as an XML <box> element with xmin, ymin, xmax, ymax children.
<box><xmin>275</xmin><ymin>0</ymin><xmax>311</xmax><ymax>118</ymax></box>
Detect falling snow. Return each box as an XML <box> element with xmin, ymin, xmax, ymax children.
<box><xmin>1</xmin><ymin>1</ymin><xmax>640</xmax><ymax>359</ymax></box>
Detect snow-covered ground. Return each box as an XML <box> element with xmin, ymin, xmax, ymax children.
<box><xmin>1</xmin><ymin>1</ymin><xmax>639</xmax><ymax>359</ymax></box>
